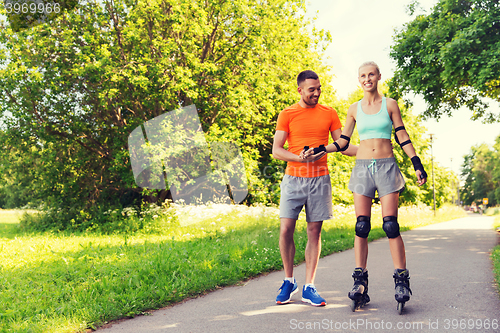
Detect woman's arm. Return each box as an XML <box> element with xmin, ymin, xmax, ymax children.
<box><xmin>301</xmin><ymin>103</ymin><xmax>357</xmax><ymax>158</ymax></box>
<box><xmin>331</xmin><ymin>128</ymin><xmax>358</xmax><ymax>156</ymax></box>
<box><xmin>326</xmin><ymin>103</ymin><xmax>357</xmax><ymax>153</ymax></box>
<box><xmin>387</xmin><ymin>98</ymin><xmax>427</xmax><ymax>186</ymax></box>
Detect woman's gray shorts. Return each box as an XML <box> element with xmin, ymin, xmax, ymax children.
<box><xmin>348</xmin><ymin>157</ymin><xmax>405</xmax><ymax>199</ymax></box>
<box><xmin>280</xmin><ymin>174</ymin><xmax>333</xmax><ymax>222</ymax></box>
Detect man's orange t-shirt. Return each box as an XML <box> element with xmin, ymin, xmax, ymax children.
<box><xmin>276</xmin><ymin>103</ymin><xmax>342</xmax><ymax>178</ymax></box>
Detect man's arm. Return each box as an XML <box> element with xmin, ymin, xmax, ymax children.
<box><xmin>272</xmin><ymin>130</ymin><xmax>299</xmax><ymax>162</ymax></box>
<box><xmin>273</xmin><ymin>130</ymin><xmax>325</xmax><ymax>162</ymax></box>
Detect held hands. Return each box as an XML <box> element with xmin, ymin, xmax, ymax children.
<box><xmin>299</xmin><ymin>145</ymin><xmax>327</xmax><ymax>162</ymax></box>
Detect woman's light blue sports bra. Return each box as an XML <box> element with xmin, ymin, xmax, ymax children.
<box><xmin>357</xmin><ymin>97</ymin><xmax>392</xmax><ymax>141</ymax></box>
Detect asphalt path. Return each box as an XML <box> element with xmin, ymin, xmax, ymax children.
<box><xmin>97</xmin><ymin>213</ymin><xmax>499</xmax><ymax>332</ymax></box>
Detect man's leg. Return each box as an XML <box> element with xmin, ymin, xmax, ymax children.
<box><xmin>305</xmin><ymin>221</ymin><xmax>323</xmax><ymax>284</ymax></box>
<box><xmin>276</xmin><ymin>217</ymin><xmax>299</xmax><ymax>304</ymax></box>
<box><xmin>301</xmin><ymin>220</ymin><xmax>326</xmax><ymax>306</ymax></box>
<box><xmin>279</xmin><ymin>218</ymin><xmax>297</xmax><ymax>277</ymax></box>
<box><xmin>301</xmin><ymin>174</ymin><xmax>329</xmax><ymax>306</ymax></box>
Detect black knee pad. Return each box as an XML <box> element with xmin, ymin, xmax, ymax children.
<box><xmin>383</xmin><ymin>216</ymin><xmax>400</xmax><ymax>238</ymax></box>
<box><xmin>355</xmin><ymin>216</ymin><xmax>371</xmax><ymax>238</ymax></box>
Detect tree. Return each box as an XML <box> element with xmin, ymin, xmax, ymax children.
<box><xmin>492</xmin><ymin>136</ymin><xmax>500</xmax><ymax>204</ymax></box>
<box><xmin>460</xmin><ymin>150</ymin><xmax>476</xmax><ymax>205</ymax></box>
<box><xmin>0</xmin><ymin>0</ymin><xmax>332</xmax><ymax>226</ymax></box>
<box><xmin>460</xmin><ymin>136</ymin><xmax>500</xmax><ymax>206</ymax></box>
<box><xmin>390</xmin><ymin>0</ymin><xmax>500</xmax><ymax>122</ymax></box>
<box><xmin>0</xmin><ymin>131</ymin><xmax>41</xmax><ymax>208</ymax></box>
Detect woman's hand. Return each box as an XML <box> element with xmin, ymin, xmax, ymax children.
<box><xmin>300</xmin><ymin>147</ymin><xmax>326</xmax><ymax>162</ymax></box>
<box><xmin>416</xmin><ymin>170</ymin><xmax>427</xmax><ymax>186</ymax></box>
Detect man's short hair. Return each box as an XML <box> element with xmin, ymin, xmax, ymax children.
<box><xmin>297</xmin><ymin>70</ymin><xmax>319</xmax><ymax>86</ymax></box>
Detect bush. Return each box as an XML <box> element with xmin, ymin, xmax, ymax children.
<box><xmin>485</xmin><ymin>206</ymin><xmax>500</xmax><ymax>216</ymax></box>
<box><xmin>19</xmin><ymin>202</ymin><xmax>178</xmax><ymax>234</ymax></box>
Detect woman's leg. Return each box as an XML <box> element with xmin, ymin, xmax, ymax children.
<box><xmin>380</xmin><ymin>192</ymin><xmax>406</xmax><ymax>269</ymax></box>
<box><xmin>353</xmin><ymin>193</ymin><xmax>373</xmax><ymax>268</ymax></box>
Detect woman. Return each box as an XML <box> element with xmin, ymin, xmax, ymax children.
<box><xmin>302</xmin><ymin>61</ymin><xmax>427</xmax><ymax>312</ymax></box>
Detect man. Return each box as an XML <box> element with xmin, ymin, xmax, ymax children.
<box><xmin>272</xmin><ymin>70</ymin><xmax>357</xmax><ymax>306</ymax></box>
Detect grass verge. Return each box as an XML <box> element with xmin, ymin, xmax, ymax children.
<box><xmin>0</xmin><ymin>204</ymin><xmax>466</xmax><ymax>332</ymax></box>
<box><xmin>489</xmin><ymin>208</ymin><xmax>500</xmax><ymax>295</ymax></box>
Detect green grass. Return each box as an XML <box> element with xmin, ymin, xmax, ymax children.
<box><xmin>489</xmin><ymin>207</ymin><xmax>500</xmax><ymax>295</ymax></box>
<box><xmin>0</xmin><ymin>210</ymin><xmax>29</xmax><ymax>238</ymax></box>
<box><xmin>492</xmin><ymin>243</ymin><xmax>500</xmax><ymax>295</ymax></box>
<box><xmin>0</xmin><ymin>204</ymin><xmax>466</xmax><ymax>332</ymax></box>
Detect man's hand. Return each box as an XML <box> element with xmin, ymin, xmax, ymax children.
<box><xmin>300</xmin><ymin>146</ymin><xmax>326</xmax><ymax>162</ymax></box>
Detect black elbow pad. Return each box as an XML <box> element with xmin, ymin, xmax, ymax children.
<box><xmin>339</xmin><ymin>135</ymin><xmax>350</xmax><ymax>151</ymax></box>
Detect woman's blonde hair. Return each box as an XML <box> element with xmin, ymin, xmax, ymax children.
<box><xmin>358</xmin><ymin>61</ymin><xmax>380</xmax><ymax>75</ymax></box>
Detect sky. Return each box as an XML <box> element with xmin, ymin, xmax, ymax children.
<box><xmin>304</xmin><ymin>0</ymin><xmax>500</xmax><ymax>176</ymax></box>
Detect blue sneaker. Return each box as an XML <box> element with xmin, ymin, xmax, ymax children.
<box><xmin>301</xmin><ymin>285</ymin><xmax>326</xmax><ymax>306</ymax></box>
<box><xmin>276</xmin><ymin>279</ymin><xmax>298</xmax><ymax>304</ymax></box>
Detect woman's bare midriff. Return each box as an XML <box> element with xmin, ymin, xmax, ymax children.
<box><xmin>356</xmin><ymin>139</ymin><xmax>393</xmax><ymax>160</ymax></box>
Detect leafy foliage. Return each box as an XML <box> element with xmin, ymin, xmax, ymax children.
<box><xmin>0</xmin><ymin>0</ymin><xmax>332</xmax><ymax>223</ymax></box>
<box><xmin>390</xmin><ymin>0</ymin><xmax>500</xmax><ymax>122</ymax></box>
<box><xmin>460</xmin><ymin>134</ymin><xmax>500</xmax><ymax>206</ymax></box>
<box><xmin>0</xmin><ymin>132</ymin><xmax>41</xmax><ymax>209</ymax></box>
<box><xmin>0</xmin><ymin>0</ymin><xmax>460</xmax><ymax>229</ymax></box>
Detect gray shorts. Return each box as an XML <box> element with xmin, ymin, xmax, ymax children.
<box><xmin>279</xmin><ymin>174</ymin><xmax>333</xmax><ymax>222</ymax></box>
<box><xmin>348</xmin><ymin>157</ymin><xmax>405</xmax><ymax>199</ymax></box>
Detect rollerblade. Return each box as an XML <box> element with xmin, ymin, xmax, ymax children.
<box><xmin>348</xmin><ymin>267</ymin><xmax>370</xmax><ymax>311</ymax></box>
<box><xmin>393</xmin><ymin>268</ymin><xmax>412</xmax><ymax>314</ymax></box>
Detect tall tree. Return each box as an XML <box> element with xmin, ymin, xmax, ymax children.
<box><xmin>390</xmin><ymin>0</ymin><xmax>500</xmax><ymax>122</ymax></box>
<box><xmin>492</xmin><ymin>136</ymin><xmax>500</xmax><ymax>204</ymax></box>
<box><xmin>0</xmin><ymin>0</ymin><xmax>332</xmax><ymax>225</ymax></box>
<box><xmin>460</xmin><ymin>136</ymin><xmax>500</xmax><ymax>206</ymax></box>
